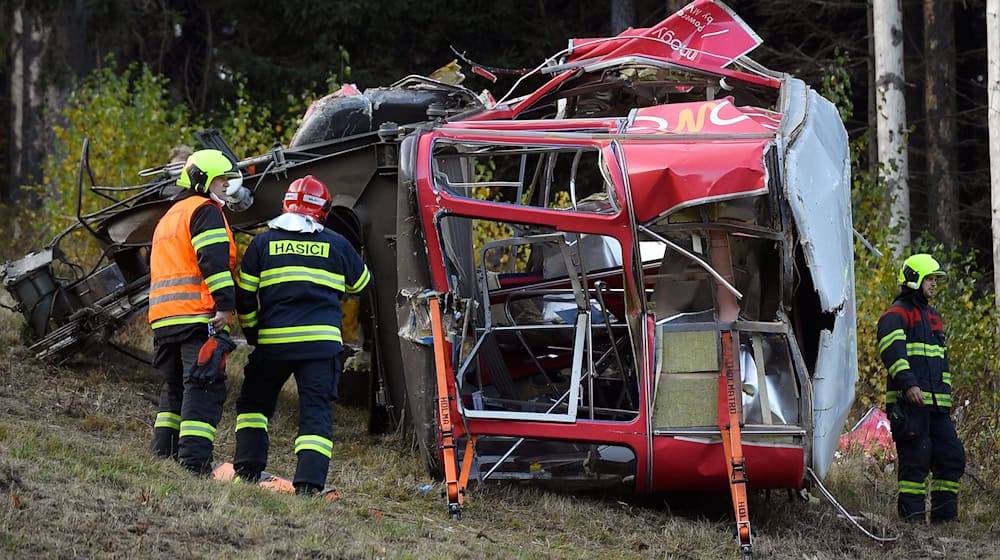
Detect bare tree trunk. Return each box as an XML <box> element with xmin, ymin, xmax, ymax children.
<box><xmin>198</xmin><ymin>5</ymin><xmax>213</xmax><ymax>112</ymax></box>
<box><xmin>0</xmin><ymin>40</ymin><xmax>8</xmax><ymax>203</ymax></box>
<box><xmin>610</xmin><ymin>0</ymin><xmax>634</xmax><ymax>34</ymax></box>
<box><xmin>988</xmin><ymin>0</ymin><xmax>1000</xmax><ymax>330</ymax></box>
<box><xmin>665</xmin><ymin>0</ymin><xmax>685</xmax><ymax>16</ymax></box>
<box><xmin>874</xmin><ymin>0</ymin><xmax>911</xmax><ymax>253</ymax></box>
<box><xmin>63</xmin><ymin>0</ymin><xmax>93</xmax><ymax>77</ymax></box>
<box><xmin>8</xmin><ymin>7</ymin><xmax>53</xmax><ymax>199</ymax></box>
<box><xmin>867</xmin><ymin>1</ymin><xmax>878</xmax><ymax>178</ymax></box>
<box><xmin>925</xmin><ymin>0</ymin><xmax>959</xmax><ymax>247</ymax></box>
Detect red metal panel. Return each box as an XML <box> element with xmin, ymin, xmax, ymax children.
<box><xmin>468</xmin><ymin>417</ymin><xmax>651</xmax><ymax>492</ymax></box>
<box><xmin>564</xmin><ymin>0</ymin><xmax>776</xmax><ymax>89</ymax></box>
<box><xmin>612</xmin><ymin>139</ymin><xmax>769</xmax><ymax>223</ymax></box>
<box><xmin>649</xmin><ymin>437</ymin><xmax>805</xmax><ymax>491</ymax></box>
<box><xmin>628</xmin><ymin>100</ymin><xmax>779</xmax><ymax>135</ymax></box>
<box><xmin>568</xmin><ymin>0</ymin><xmax>759</xmax><ymax>66</ymax></box>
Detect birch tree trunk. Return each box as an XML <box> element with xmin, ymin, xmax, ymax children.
<box><xmin>925</xmin><ymin>0</ymin><xmax>959</xmax><ymax>247</ymax></box>
<box><xmin>8</xmin><ymin>7</ymin><xmax>53</xmax><ymax>200</ymax></box>
<box><xmin>873</xmin><ymin>0</ymin><xmax>911</xmax><ymax>253</ymax></box>
<box><xmin>867</xmin><ymin>3</ymin><xmax>878</xmax><ymax>179</ymax></box>
<box><xmin>987</xmin><ymin>0</ymin><xmax>1000</xmax><ymax>321</ymax></box>
<box><xmin>6</xmin><ymin>3</ymin><xmax>91</xmax><ymax>202</ymax></box>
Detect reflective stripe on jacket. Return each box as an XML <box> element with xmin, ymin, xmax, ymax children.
<box><xmin>876</xmin><ymin>292</ymin><xmax>952</xmax><ymax>409</ymax></box>
<box><xmin>236</xmin><ymin>227</ymin><xmax>369</xmax><ymax>360</ymax></box>
<box><xmin>149</xmin><ymin>196</ymin><xmax>236</xmax><ymax>329</ymax></box>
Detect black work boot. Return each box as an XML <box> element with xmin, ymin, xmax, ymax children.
<box><xmin>930</xmin><ymin>491</ymin><xmax>959</xmax><ymax>523</ymax></box>
<box><xmin>234</xmin><ymin>469</ymin><xmax>261</xmax><ymax>484</ymax></box>
<box><xmin>898</xmin><ymin>493</ymin><xmax>926</xmax><ymax>523</ymax></box>
<box><xmin>151</xmin><ymin>428</ymin><xmax>179</xmax><ymax>460</ymax></box>
<box><xmin>294</xmin><ymin>483</ymin><xmax>322</xmax><ymax>497</ymax></box>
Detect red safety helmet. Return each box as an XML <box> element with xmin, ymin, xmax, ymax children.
<box><xmin>283</xmin><ymin>175</ymin><xmax>332</xmax><ymax>221</ymax></box>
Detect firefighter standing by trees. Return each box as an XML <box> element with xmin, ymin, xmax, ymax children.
<box><xmin>877</xmin><ymin>253</ymin><xmax>965</xmax><ymax>522</ymax></box>
<box><xmin>232</xmin><ymin>175</ymin><xmax>370</xmax><ymax>496</ymax></box>
<box><xmin>149</xmin><ymin>149</ymin><xmax>241</xmax><ymax>474</ymax></box>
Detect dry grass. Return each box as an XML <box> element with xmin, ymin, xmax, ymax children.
<box><xmin>1</xmin><ymin>294</ymin><xmax>998</xmax><ymax>559</ymax></box>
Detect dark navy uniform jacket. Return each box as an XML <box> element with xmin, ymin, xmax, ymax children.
<box><xmin>236</xmin><ymin>226</ymin><xmax>370</xmax><ymax>360</ymax></box>
<box><xmin>876</xmin><ymin>290</ymin><xmax>953</xmax><ymax>410</ymax></box>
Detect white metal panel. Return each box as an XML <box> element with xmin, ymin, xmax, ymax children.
<box><xmin>780</xmin><ymin>81</ymin><xmax>857</xmax><ymax>479</ymax></box>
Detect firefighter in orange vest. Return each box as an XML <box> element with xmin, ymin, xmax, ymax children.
<box><xmin>232</xmin><ymin>175</ymin><xmax>370</xmax><ymax>495</ymax></box>
<box><xmin>149</xmin><ymin>149</ymin><xmax>240</xmax><ymax>474</ymax></box>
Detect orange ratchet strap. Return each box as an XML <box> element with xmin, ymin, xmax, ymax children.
<box><xmin>429</xmin><ymin>296</ymin><xmax>474</xmax><ymax>519</ymax></box>
<box><xmin>719</xmin><ymin>332</ymin><xmax>753</xmax><ymax>557</ymax></box>
<box><xmin>711</xmin><ymin>231</ymin><xmax>753</xmax><ymax>559</ymax></box>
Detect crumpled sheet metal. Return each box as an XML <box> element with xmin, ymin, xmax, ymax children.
<box><xmin>779</xmin><ymin>79</ymin><xmax>857</xmax><ymax>480</ymax></box>
<box><xmin>397</xmin><ymin>289</ymin><xmax>456</xmax><ymax>346</ymax></box>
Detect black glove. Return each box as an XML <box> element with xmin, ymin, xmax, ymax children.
<box><xmin>189</xmin><ymin>331</ymin><xmax>237</xmax><ymax>385</ymax></box>
<box><xmin>243</xmin><ymin>326</ymin><xmax>258</xmax><ymax>347</ymax></box>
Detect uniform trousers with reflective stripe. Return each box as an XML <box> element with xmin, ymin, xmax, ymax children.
<box><xmin>151</xmin><ymin>332</ymin><xmax>228</xmax><ymax>474</ymax></box>
<box><xmin>892</xmin><ymin>404</ymin><xmax>965</xmax><ymax>521</ymax></box>
<box><xmin>233</xmin><ymin>352</ymin><xmax>338</xmax><ymax>489</ymax></box>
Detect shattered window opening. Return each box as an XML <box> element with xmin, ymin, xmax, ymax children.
<box><xmin>472</xmin><ymin>435</ymin><xmax>637</xmax><ymax>487</ymax></box>
<box><xmin>640</xmin><ymin>215</ymin><xmax>801</xmax><ymax>430</ymax></box>
<box><xmin>522</xmin><ymin>61</ymin><xmax>780</xmax><ymax>121</ymax></box>
<box><xmin>440</xmin><ymin>216</ymin><xmax>639</xmax><ymax>423</ymax></box>
<box><xmin>432</xmin><ymin>142</ymin><xmax>619</xmax><ymax>214</ymax></box>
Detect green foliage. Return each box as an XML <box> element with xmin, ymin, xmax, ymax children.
<box><xmin>826</xmin><ymin>55</ymin><xmax>1000</xmax><ymax>482</ymax></box>
<box><xmin>467</xmin><ymin>159</ymin><xmax>569</xmax><ymax>272</ymax></box>
<box><xmin>819</xmin><ymin>49</ymin><xmax>853</xmax><ymax>123</ymax></box>
<box><xmin>41</xmin><ymin>63</ymin><xmax>194</xmax><ymax>237</ymax></box>
<box><xmin>470</xmin><ymin>159</ymin><xmax>524</xmax><ymax>271</ymax></box>
<box><xmin>212</xmin><ymin>75</ymin><xmax>302</xmax><ymax>159</ymax></box>
<box><xmin>0</xmin><ymin>62</ymin><xmax>195</xmax><ymax>262</ymax></box>
<box><xmin>3</xmin><ymin>60</ymin><xmax>314</xmax><ymax>266</ymax></box>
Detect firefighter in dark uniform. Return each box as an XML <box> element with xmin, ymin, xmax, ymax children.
<box><xmin>877</xmin><ymin>253</ymin><xmax>965</xmax><ymax>522</ymax></box>
<box><xmin>149</xmin><ymin>149</ymin><xmax>241</xmax><ymax>474</ymax></box>
<box><xmin>233</xmin><ymin>175</ymin><xmax>370</xmax><ymax>495</ymax></box>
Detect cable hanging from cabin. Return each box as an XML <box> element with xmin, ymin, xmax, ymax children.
<box><xmin>806</xmin><ymin>467</ymin><xmax>899</xmax><ymax>544</ymax></box>
<box><xmin>449</xmin><ymin>46</ymin><xmax>535</xmax><ymax>76</ymax></box>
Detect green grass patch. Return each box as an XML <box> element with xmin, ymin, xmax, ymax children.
<box><xmin>1</xmin><ymin>321</ymin><xmax>999</xmax><ymax>560</ymax></box>
<box><xmin>155</xmin><ymin>481</ymin><xmax>182</xmax><ymax>498</ymax></box>
<box><xmin>233</xmin><ymin>486</ymin><xmax>290</xmax><ymax>516</ymax></box>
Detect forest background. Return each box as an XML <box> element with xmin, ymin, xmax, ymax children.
<box><xmin>0</xmin><ymin>0</ymin><xmax>996</xmax><ymax>483</ymax></box>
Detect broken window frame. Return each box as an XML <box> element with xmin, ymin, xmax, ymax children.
<box><xmin>440</xmin><ymin>221</ymin><xmax>639</xmax><ymax>423</ymax></box>
<box><xmin>431</xmin><ymin>140</ymin><xmax>620</xmax><ymax>215</ymax></box>
<box><xmin>516</xmin><ymin>56</ymin><xmax>782</xmax><ymax>121</ymax></box>
<box><xmin>637</xmin><ymin>205</ymin><xmax>808</xmax><ymax>434</ymax></box>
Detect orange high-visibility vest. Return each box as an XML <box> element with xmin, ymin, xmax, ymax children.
<box><xmin>148</xmin><ymin>196</ymin><xmax>236</xmax><ymax>329</ymax></box>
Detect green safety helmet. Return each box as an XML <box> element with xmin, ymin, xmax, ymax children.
<box><xmin>176</xmin><ymin>149</ymin><xmax>240</xmax><ymax>193</ymax></box>
<box><xmin>898</xmin><ymin>253</ymin><xmax>946</xmax><ymax>290</ymax></box>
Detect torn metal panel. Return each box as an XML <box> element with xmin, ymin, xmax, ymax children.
<box><xmin>778</xmin><ymin>79</ymin><xmax>857</xmax><ymax>479</ymax></box>
<box><xmin>810</xmin><ymin>302</ymin><xmax>858</xmax><ymax>479</ymax></box>
<box><xmin>780</xmin><ymin>84</ymin><xmax>853</xmax><ymax>311</ymax></box>
<box><xmin>616</xmin><ymin>138</ymin><xmax>770</xmax><ymax>223</ymax></box>
<box><xmin>397</xmin><ymin>289</ymin><xmax>436</xmax><ymax>345</ymax></box>
<box><xmin>565</xmin><ymin>0</ymin><xmax>762</xmax><ymax>72</ymax></box>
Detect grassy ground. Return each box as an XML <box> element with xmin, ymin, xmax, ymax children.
<box><xmin>1</xmin><ymin>299</ymin><xmax>998</xmax><ymax>559</ymax></box>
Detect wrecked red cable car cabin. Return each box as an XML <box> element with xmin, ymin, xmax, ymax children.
<box><xmin>1</xmin><ymin>1</ymin><xmax>854</xmax><ymax>556</ymax></box>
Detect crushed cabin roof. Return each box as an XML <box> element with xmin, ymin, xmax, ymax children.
<box><xmin>473</xmin><ymin>0</ymin><xmax>778</xmax><ymax>120</ymax></box>
<box><xmin>436</xmin><ymin>0</ymin><xmax>784</xmax><ymax>223</ymax></box>
<box><xmin>440</xmin><ymin>100</ymin><xmax>779</xmax><ymax>224</ymax></box>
